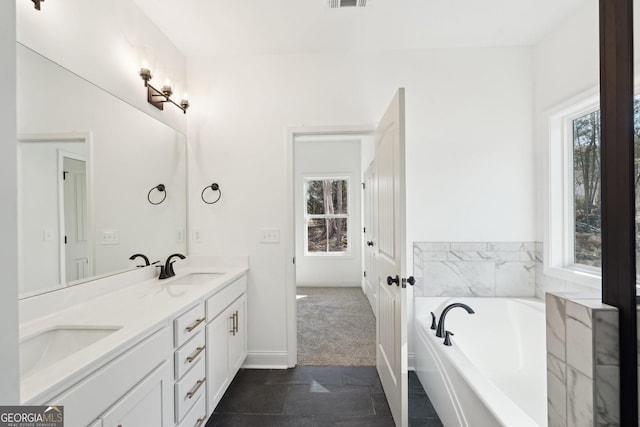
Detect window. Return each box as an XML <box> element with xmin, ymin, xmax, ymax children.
<box><xmin>304</xmin><ymin>177</ymin><xmax>349</xmax><ymax>255</ymax></box>
<box><xmin>572</xmin><ymin>108</ymin><xmax>601</xmax><ymax>268</ymax></box>
<box><xmin>547</xmin><ymin>93</ymin><xmax>640</xmax><ymax>284</ymax></box>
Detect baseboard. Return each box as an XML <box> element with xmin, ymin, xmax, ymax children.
<box><xmin>296</xmin><ymin>282</ymin><xmax>362</xmax><ymax>288</ymax></box>
<box><xmin>408</xmin><ymin>352</ymin><xmax>415</xmax><ymax>371</ymax></box>
<box><xmin>242</xmin><ymin>351</ymin><xmax>289</xmax><ymax>369</ymax></box>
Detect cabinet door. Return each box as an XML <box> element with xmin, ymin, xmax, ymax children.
<box><xmin>100</xmin><ymin>360</ymin><xmax>173</xmax><ymax>427</ymax></box>
<box><xmin>228</xmin><ymin>294</ymin><xmax>247</xmax><ymax>375</ymax></box>
<box><xmin>205</xmin><ymin>311</ymin><xmax>230</xmax><ymax>416</ymax></box>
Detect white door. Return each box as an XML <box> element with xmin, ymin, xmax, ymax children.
<box><xmin>363</xmin><ymin>162</ymin><xmax>377</xmax><ymax>316</ymax></box>
<box><xmin>62</xmin><ymin>155</ymin><xmax>88</xmax><ymax>282</ymax></box>
<box><xmin>375</xmin><ymin>89</ymin><xmax>407</xmax><ymax>426</ymax></box>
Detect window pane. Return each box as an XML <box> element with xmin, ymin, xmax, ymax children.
<box><xmin>306</xmin><ymin>180</ymin><xmax>324</xmax><ymax>214</ymax></box>
<box><xmin>331</xmin><ymin>180</ymin><xmax>348</xmax><ymax>214</ymax></box>
<box><xmin>573</xmin><ymin>110</ymin><xmax>602</xmax><ymax>268</ymax></box>
<box><xmin>307</xmin><ymin>218</ymin><xmax>326</xmax><ymax>252</ymax></box>
<box><xmin>327</xmin><ymin>218</ymin><xmax>348</xmax><ymax>252</ymax></box>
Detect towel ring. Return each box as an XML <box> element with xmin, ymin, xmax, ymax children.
<box><xmin>201</xmin><ymin>183</ymin><xmax>221</xmax><ymax>204</ymax></box>
<box><xmin>148</xmin><ymin>184</ymin><xmax>167</xmax><ymax>205</ymax></box>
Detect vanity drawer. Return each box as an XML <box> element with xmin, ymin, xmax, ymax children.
<box><xmin>206</xmin><ymin>275</ymin><xmax>247</xmax><ymax>320</ymax></box>
<box><xmin>175</xmin><ymin>330</ymin><xmax>205</xmax><ymax>380</ymax></box>
<box><xmin>178</xmin><ymin>393</ymin><xmax>207</xmax><ymax>427</ymax></box>
<box><xmin>175</xmin><ymin>357</ymin><xmax>206</xmax><ymax>423</ymax></box>
<box><xmin>174</xmin><ymin>304</ymin><xmax>206</xmax><ymax>347</ymax></box>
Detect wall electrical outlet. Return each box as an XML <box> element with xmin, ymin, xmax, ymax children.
<box><xmin>177</xmin><ymin>229</ymin><xmax>185</xmax><ymax>243</ymax></box>
<box><xmin>260</xmin><ymin>228</ymin><xmax>280</xmax><ymax>244</ymax></box>
<box><xmin>100</xmin><ymin>230</ymin><xmax>120</xmax><ymax>245</ymax></box>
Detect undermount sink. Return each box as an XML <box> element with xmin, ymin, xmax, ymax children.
<box><xmin>20</xmin><ymin>325</ymin><xmax>121</xmax><ymax>378</ymax></box>
<box><xmin>168</xmin><ymin>272</ymin><xmax>224</xmax><ymax>285</ymax></box>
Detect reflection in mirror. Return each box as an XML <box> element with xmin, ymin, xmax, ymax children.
<box><xmin>17</xmin><ymin>43</ymin><xmax>187</xmax><ymax>298</ymax></box>
<box><xmin>18</xmin><ymin>137</ymin><xmax>90</xmax><ymax>295</ymax></box>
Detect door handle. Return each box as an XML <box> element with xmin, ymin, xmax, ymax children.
<box><xmin>402</xmin><ymin>276</ymin><xmax>415</xmax><ymax>288</ymax></box>
<box><xmin>367</xmin><ymin>241</ymin><xmax>374</xmax><ymax>247</ymax></box>
<box><xmin>386</xmin><ymin>275</ymin><xmax>399</xmax><ymax>286</ymax></box>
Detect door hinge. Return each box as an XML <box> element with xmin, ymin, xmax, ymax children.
<box><xmin>362</xmin><ymin>182</ymin><xmax>365</xmax><ymax>189</ymax></box>
<box><xmin>364</xmin><ymin>271</ymin><xmax>366</xmax><ymax>278</ymax></box>
<box><xmin>363</xmin><ymin>227</ymin><xmax>366</xmax><ymax>234</ymax></box>
<box><xmin>293</xmin><ymin>257</ymin><xmax>296</xmax><ymax>264</ymax></box>
<box><xmin>64</xmin><ymin>235</ymin><xmax>68</xmax><ymax>244</ymax></box>
<box><xmin>63</xmin><ymin>171</ymin><xmax>69</xmax><ymax>180</ymax></box>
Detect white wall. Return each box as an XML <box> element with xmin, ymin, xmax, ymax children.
<box><xmin>533</xmin><ymin>0</ymin><xmax>599</xmax><ymax>245</ymax></box>
<box><xmin>18</xmin><ymin>142</ymin><xmax>86</xmax><ymax>294</ymax></box>
<box><xmin>187</xmin><ymin>46</ymin><xmax>535</xmax><ymax>364</ymax></box>
<box><xmin>16</xmin><ymin>0</ymin><xmax>187</xmax><ymax>134</ymax></box>
<box><xmin>0</xmin><ymin>1</ymin><xmax>19</xmax><ymax>404</ymax></box>
<box><xmin>294</xmin><ymin>138</ymin><xmax>362</xmax><ymax>287</ymax></box>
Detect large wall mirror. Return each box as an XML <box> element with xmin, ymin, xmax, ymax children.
<box><xmin>17</xmin><ymin>43</ymin><xmax>187</xmax><ymax>298</ymax></box>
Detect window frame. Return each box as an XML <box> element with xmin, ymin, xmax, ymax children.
<box><xmin>302</xmin><ymin>175</ymin><xmax>352</xmax><ymax>257</ymax></box>
<box><xmin>545</xmin><ymin>90</ymin><xmax>603</xmax><ymax>289</ymax></box>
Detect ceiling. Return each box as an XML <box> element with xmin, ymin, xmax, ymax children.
<box><xmin>132</xmin><ymin>0</ymin><xmax>588</xmax><ymax>58</ymax></box>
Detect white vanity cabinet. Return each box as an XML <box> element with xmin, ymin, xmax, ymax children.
<box><xmin>205</xmin><ymin>274</ymin><xmax>248</xmax><ymax>415</ymax></box>
<box><xmin>49</xmin><ymin>327</ymin><xmax>174</xmax><ymax>427</ymax></box>
<box><xmin>172</xmin><ymin>304</ymin><xmax>207</xmax><ymax>425</ymax></box>
<box><xmin>99</xmin><ymin>360</ymin><xmax>173</xmax><ymax>427</ymax></box>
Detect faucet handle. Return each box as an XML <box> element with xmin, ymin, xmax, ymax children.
<box><xmin>156</xmin><ymin>264</ymin><xmax>170</xmax><ymax>280</ymax></box>
<box><xmin>444</xmin><ymin>331</ymin><xmax>454</xmax><ymax>346</ymax></box>
<box><xmin>430</xmin><ymin>312</ymin><xmax>437</xmax><ymax>330</ymax></box>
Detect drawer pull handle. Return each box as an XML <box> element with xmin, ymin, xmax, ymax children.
<box><xmin>230</xmin><ymin>314</ymin><xmax>236</xmax><ymax>336</ymax></box>
<box><xmin>186</xmin><ymin>345</ymin><xmax>206</xmax><ymax>363</ymax></box>
<box><xmin>186</xmin><ymin>317</ymin><xmax>205</xmax><ymax>332</ymax></box>
<box><xmin>234</xmin><ymin>311</ymin><xmax>239</xmax><ymax>333</ymax></box>
<box><xmin>195</xmin><ymin>417</ymin><xmax>206</xmax><ymax>427</ymax></box>
<box><xmin>187</xmin><ymin>378</ymin><xmax>206</xmax><ymax>399</ymax></box>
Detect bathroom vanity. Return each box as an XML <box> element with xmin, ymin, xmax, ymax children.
<box><xmin>18</xmin><ymin>256</ymin><xmax>249</xmax><ymax>427</ymax></box>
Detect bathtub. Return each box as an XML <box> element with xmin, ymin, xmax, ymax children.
<box><xmin>414</xmin><ymin>297</ymin><xmax>547</xmax><ymax>427</ymax></box>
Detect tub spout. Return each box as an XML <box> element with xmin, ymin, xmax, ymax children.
<box><xmin>436</xmin><ymin>303</ymin><xmax>475</xmax><ymax>338</ymax></box>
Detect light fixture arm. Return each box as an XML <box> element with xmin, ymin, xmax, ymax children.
<box><xmin>139</xmin><ymin>68</ymin><xmax>189</xmax><ymax>114</ymax></box>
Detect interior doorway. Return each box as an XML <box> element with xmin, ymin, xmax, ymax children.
<box><xmin>290</xmin><ymin>130</ymin><xmax>376</xmax><ymax>366</ymax></box>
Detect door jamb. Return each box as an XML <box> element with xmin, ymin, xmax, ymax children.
<box><xmin>285</xmin><ymin>125</ymin><xmax>374</xmax><ymax>367</ymax></box>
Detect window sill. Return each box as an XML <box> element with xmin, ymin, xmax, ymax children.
<box><xmin>544</xmin><ymin>265</ymin><xmax>602</xmax><ymax>290</ymax></box>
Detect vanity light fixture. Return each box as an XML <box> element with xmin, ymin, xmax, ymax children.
<box><xmin>31</xmin><ymin>0</ymin><xmax>44</xmax><ymax>10</ymax></box>
<box><xmin>139</xmin><ymin>68</ymin><xmax>189</xmax><ymax>114</ymax></box>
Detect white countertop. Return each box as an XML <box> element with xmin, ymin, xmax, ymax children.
<box><xmin>19</xmin><ymin>263</ymin><xmax>248</xmax><ymax>404</ymax></box>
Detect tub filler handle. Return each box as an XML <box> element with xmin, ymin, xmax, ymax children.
<box><xmin>430</xmin><ymin>312</ymin><xmax>437</xmax><ymax>330</ymax></box>
<box><xmin>444</xmin><ymin>331</ymin><xmax>454</xmax><ymax>346</ymax></box>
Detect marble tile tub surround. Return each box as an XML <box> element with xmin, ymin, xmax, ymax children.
<box><xmin>413</xmin><ymin>242</ymin><xmax>536</xmax><ymax>297</ymax></box>
<box><xmin>534</xmin><ymin>242</ymin><xmax>598</xmax><ymax>299</ymax></box>
<box><xmin>545</xmin><ymin>292</ymin><xmax>627</xmax><ymax>427</ymax></box>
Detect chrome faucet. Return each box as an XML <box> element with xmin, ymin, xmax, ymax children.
<box><xmin>435</xmin><ymin>303</ymin><xmax>475</xmax><ymax>338</ymax></box>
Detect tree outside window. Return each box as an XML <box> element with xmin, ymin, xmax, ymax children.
<box><xmin>305</xmin><ymin>178</ymin><xmax>349</xmax><ymax>255</ymax></box>
<box><xmin>572</xmin><ymin>96</ymin><xmax>640</xmax><ymax>270</ymax></box>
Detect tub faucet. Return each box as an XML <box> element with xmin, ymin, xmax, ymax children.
<box><xmin>164</xmin><ymin>253</ymin><xmax>186</xmax><ymax>278</ymax></box>
<box><xmin>436</xmin><ymin>303</ymin><xmax>475</xmax><ymax>338</ymax></box>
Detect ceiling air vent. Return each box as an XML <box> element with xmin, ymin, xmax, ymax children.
<box><xmin>329</xmin><ymin>0</ymin><xmax>367</xmax><ymax>8</ymax></box>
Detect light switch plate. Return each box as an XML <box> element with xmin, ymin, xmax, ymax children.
<box><xmin>260</xmin><ymin>228</ymin><xmax>280</xmax><ymax>243</ymax></box>
<box><xmin>100</xmin><ymin>230</ymin><xmax>119</xmax><ymax>245</ymax></box>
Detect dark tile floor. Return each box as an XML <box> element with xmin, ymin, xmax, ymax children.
<box><xmin>206</xmin><ymin>366</ymin><xmax>443</xmax><ymax>427</ymax></box>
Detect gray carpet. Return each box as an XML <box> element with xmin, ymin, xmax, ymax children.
<box><xmin>297</xmin><ymin>287</ymin><xmax>376</xmax><ymax>366</ymax></box>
